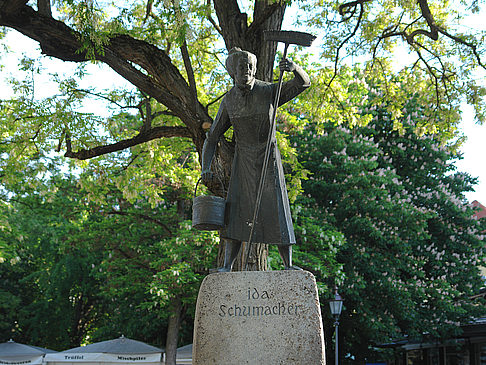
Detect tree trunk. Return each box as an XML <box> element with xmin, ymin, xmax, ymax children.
<box><xmin>216</xmin><ymin>242</ymin><xmax>268</xmax><ymax>271</ymax></box>
<box><xmin>252</xmin><ymin>0</ymin><xmax>287</xmax><ymax>82</ymax></box>
<box><xmin>213</xmin><ymin>0</ymin><xmax>286</xmax><ymax>82</ymax></box>
<box><xmin>237</xmin><ymin>242</ymin><xmax>268</xmax><ymax>271</ymax></box>
<box><xmin>164</xmin><ymin>296</ymin><xmax>182</xmax><ymax>365</ymax></box>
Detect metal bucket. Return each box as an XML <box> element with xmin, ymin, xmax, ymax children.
<box><xmin>192</xmin><ymin>178</ymin><xmax>225</xmax><ymax>231</ymax></box>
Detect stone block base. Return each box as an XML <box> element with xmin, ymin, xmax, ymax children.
<box><xmin>193</xmin><ymin>270</ymin><xmax>325</xmax><ymax>364</ymax></box>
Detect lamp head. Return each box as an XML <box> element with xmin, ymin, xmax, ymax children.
<box><xmin>329</xmin><ymin>286</ymin><xmax>343</xmax><ymax>316</ymax></box>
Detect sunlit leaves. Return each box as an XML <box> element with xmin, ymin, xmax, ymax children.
<box><xmin>294</xmin><ymin>0</ymin><xmax>486</xmax><ymax>127</ymax></box>
<box><xmin>288</xmin><ymin>68</ymin><xmax>485</xmax><ymax>359</ymax></box>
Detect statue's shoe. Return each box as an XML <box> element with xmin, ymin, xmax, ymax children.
<box><xmin>217</xmin><ymin>267</ymin><xmax>232</xmax><ymax>273</ymax></box>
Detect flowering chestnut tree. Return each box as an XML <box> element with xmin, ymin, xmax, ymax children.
<box><xmin>288</xmin><ymin>67</ymin><xmax>486</xmax><ymax>362</ymax></box>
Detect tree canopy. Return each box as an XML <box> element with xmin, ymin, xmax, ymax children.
<box><xmin>287</xmin><ymin>66</ymin><xmax>486</xmax><ymax>362</ymax></box>
<box><xmin>1</xmin><ymin>0</ymin><xmax>485</xmax><ymax>183</ymax></box>
<box><xmin>0</xmin><ymin>168</ymin><xmax>218</xmax><ymax>354</ymax></box>
<box><xmin>1</xmin><ymin>0</ymin><xmax>485</xmax><ymax>363</ymax></box>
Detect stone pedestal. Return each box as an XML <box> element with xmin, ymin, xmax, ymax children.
<box><xmin>192</xmin><ymin>270</ymin><xmax>325</xmax><ymax>365</ymax></box>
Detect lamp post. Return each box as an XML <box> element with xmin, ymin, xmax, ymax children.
<box><xmin>329</xmin><ymin>286</ymin><xmax>343</xmax><ymax>365</ymax></box>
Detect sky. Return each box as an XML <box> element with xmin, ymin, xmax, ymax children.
<box><xmin>455</xmin><ymin>106</ymin><xmax>486</xmax><ymax>204</ymax></box>
<box><xmin>1</xmin><ymin>7</ymin><xmax>485</xmax><ymax>205</ymax></box>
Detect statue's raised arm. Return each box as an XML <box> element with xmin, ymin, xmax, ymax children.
<box><xmin>278</xmin><ymin>58</ymin><xmax>311</xmax><ymax>106</ymax></box>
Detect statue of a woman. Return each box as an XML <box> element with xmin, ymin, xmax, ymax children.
<box><xmin>201</xmin><ymin>47</ymin><xmax>310</xmax><ymax>272</ymax></box>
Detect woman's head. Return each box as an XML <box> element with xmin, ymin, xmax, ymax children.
<box><xmin>226</xmin><ymin>48</ymin><xmax>257</xmax><ymax>86</ymax></box>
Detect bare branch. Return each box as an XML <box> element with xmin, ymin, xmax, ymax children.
<box><xmin>108</xmin><ymin>210</ymin><xmax>173</xmax><ymax>235</ymax></box>
<box><xmin>378</xmin><ymin>1</ymin><xmax>439</xmax><ymax>44</ymax></box>
<box><xmin>71</xmin><ymin>88</ymin><xmax>140</xmax><ymax>111</ymax></box>
<box><xmin>372</xmin><ymin>0</ymin><xmax>485</xmax><ymax>71</ymax></box>
<box><xmin>338</xmin><ymin>0</ymin><xmax>372</xmax><ymax>16</ymax></box>
<box><xmin>206</xmin><ymin>0</ymin><xmax>222</xmax><ymax>35</ymax></box>
<box><xmin>327</xmin><ymin>1</ymin><xmax>365</xmax><ymax>90</ymax></box>
<box><xmin>153</xmin><ymin>110</ymin><xmax>177</xmax><ymax>118</ymax></box>
<box><xmin>64</xmin><ymin>126</ymin><xmax>191</xmax><ymax>160</ymax></box>
<box><xmin>65</xmin><ymin>130</ymin><xmax>72</xmax><ymax>154</ymax></box>
<box><xmin>142</xmin><ymin>98</ymin><xmax>152</xmax><ymax>131</ymax></box>
<box><xmin>143</xmin><ymin>0</ymin><xmax>154</xmax><ymax>23</ymax></box>
<box><xmin>372</xmin><ymin>22</ymin><xmax>397</xmax><ymax>61</ymax></box>
<box><xmin>340</xmin><ymin>6</ymin><xmax>357</xmax><ymax>22</ymax></box>
<box><xmin>111</xmin><ymin>245</ymin><xmax>155</xmax><ymax>272</ymax></box>
<box><xmin>412</xmin><ymin>42</ymin><xmax>441</xmax><ymax>114</ymax></box>
<box><xmin>438</xmin><ymin>27</ymin><xmax>486</xmax><ymax>70</ymax></box>
<box><xmin>119</xmin><ymin>152</ymin><xmax>144</xmax><ymax>171</ymax></box>
<box><xmin>205</xmin><ymin>92</ymin><xmax>226</xmax><ymax>110</ymax></box>
<box><xmin>56</xmin><ymin>131</ymin><xmax>64</xmax><ymax>152</ymax></box>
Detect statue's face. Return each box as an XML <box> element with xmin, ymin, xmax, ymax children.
<box><xmin>234</xmin><ymin>56</ymin><xmax>256</xmax><ymax>86</ymax></box>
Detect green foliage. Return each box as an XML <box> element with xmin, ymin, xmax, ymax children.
<box><xmin>289</xmin><ymin>71</ymin><xmax>486</xmax><ymax>361</ymax></box>
<box><xmin>1</xmin><ymin>0</ymin><xmax>486</xmax><ymax>355</ymax></box>
<box><xmin>296</xmin><ymin>0</ymin><xmax>486</xmax><ymax>125</ymax></box>
<box><xmin>0</xmin><ymin>174</ymin><xmax>104</xmax><ymax>348</ymax></box>
<box><xmin>0</xmin><ymin>163</ymin><xmax>219</xmax><ymax>348</ymax></box>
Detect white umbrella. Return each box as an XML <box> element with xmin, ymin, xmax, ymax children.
<box><xmin>0</xmin><ymin>339</ymin><xmax>56</xmax><ymax>365</ymax></box>
<box><xmin>175</xmin><ymin>344</ymin><xmax>192</xmax><ymax>365</ymax></box>
<box><xmin>44</xmin><ymin>336</ymin><xmax>164</xmax><ymax>365</ymax></box>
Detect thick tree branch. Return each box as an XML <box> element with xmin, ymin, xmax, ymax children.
<box><xmin>0</xmin><ymin>0</ymin><xmax>26</xmax><ymax>13</ymax></box>
<box><xmin>64</xmin><ymin>126</ymin><xmax>191</xmax><ymax>160</ymax></box>
<box><xmin>412</xmin><ymin>0</ymin><xmax>438</xmax><ymax>41</ymax></box>
<box><xmin>249</xmin><ymin>1</ymin><xmax>281</xmax><ymax>33</ymax></box>
<box><xmin>212</xmin><ymin>0</ymin><xmax>284</xmax><ymax>81</ymax></box>
<box><xmin>180</xmin><ymin>40</ymin><xmax>198</xmax><ymax>105</ymax></box>
<box><xmin>37</xmin><ymin>0</ymin><xmax>51</xmax><ymax>17</ymax></box>
<box><xmin>0</xmin><ymin>0</ymin><xmax>210</xmax><ymax>154</ymax></box>
<box><xmin>213</xmin><ymin>0</ymin><xmax>246</xmax><ymax>51</ymax></box>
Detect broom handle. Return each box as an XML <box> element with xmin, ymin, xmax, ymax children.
<box><xmin>245</xmin><ymin>43</ymin><xmax>289</xmax><ymax>271</ymax></box>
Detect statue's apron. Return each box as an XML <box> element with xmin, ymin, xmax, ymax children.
<box><xmin>222</xmin><ymin>80</ymin><xmax>295</xmax><ymax>245</ymax></box>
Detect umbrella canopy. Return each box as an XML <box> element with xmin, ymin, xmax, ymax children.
<box><xmin>175</xmin><ymin>344</ymin><xmax>192</xmax><ymax>365</ymax></box>
<box><xmin>62</xmin><ymin>337</ymin><xmax>161</xmax><ymax>355</ymax></box>
<box><xmin>0</xmin><ymin>339</ymin><xmax>57</xmax><ymax>365</ymax></box>
<box><xmin>44</xmin><ymin>336</ymin><xmax>163</xmax><ymax>364</ymax></box>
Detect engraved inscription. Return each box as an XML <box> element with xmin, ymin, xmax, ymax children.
<box><xmin>248</xmin><ymin>287</ymin><xmax>270</xmax><ymax>300</ymax></box>
<box><xmin>218</xmin><ymin>287</ymin><xmax>302</xmax><ymax>318</ymax></box>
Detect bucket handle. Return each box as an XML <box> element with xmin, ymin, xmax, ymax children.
<box><xmin>194</xmin><ymin>175</ymin><xmax>225</xmax><ymax>198</ymax></box>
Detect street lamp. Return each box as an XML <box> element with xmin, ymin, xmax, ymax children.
<box><xmin>329</xmin><ymin>286</ymin><xmax>343</xmax><ymax>365</ymax></box>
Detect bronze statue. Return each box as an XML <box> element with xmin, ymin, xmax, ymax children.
<box><xmin>201</xmin><ymin>47</ymin><xmax>310</xmax><ymax>272</ymax></box>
